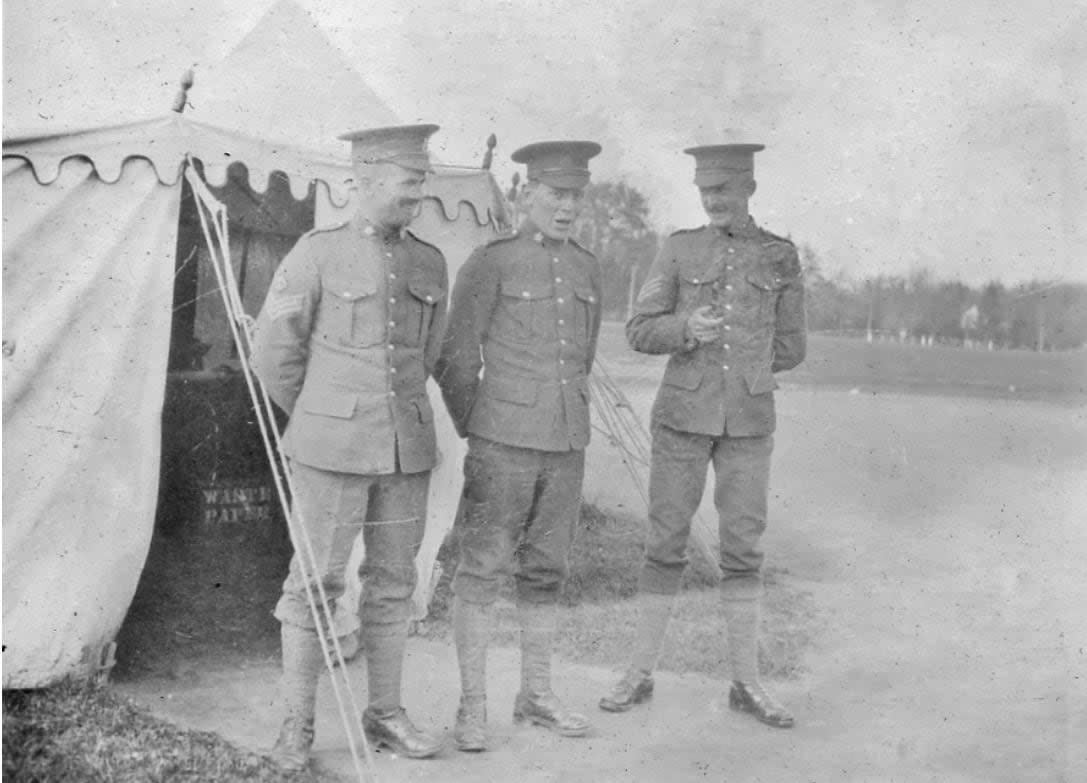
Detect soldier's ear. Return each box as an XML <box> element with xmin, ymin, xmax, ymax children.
<box><xmin>747</xmin><ymin>178</ymin><xmax>758</xmax><ymax>197</ymax></box>
<box><xmin>518</xmin><ymin>180</ymin><xmax>538</xmax><ymax>208</ymax></box>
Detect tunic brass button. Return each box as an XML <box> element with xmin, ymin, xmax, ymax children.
<box><xmin>725</xmin><ymin>284</ymin><xmax>733</xmax><ymax>291</ymax></box>
<box><xmin>728</xmin><ymin>248</ymin><xmax>735</xmax><ymax>254</ymax></box>
<box><xmin>389</xmin><ymin>297</ymin><xmax>396</xmax><ymax>303</ymax></box>
<box><xmin>388</xmin><ymin>320</ymin><xmax>395</xmax><ymax>328</ymax></box>
<box><xmin>523</xmin><ymin>291</ymin><xmax>531</xmax><ymax>298</ymax></box>
<box><xmin>692</xmin><ymin>278</ymin><xmax>700</xmax><ymax>284</ymax></box>
<box><xmin>389</xmin><ymin>272</ymin><xmax>397</xmax><ymax>280</ymax></box>
<box><xmin>558</xmin><ymin>319</ymin><xmax>565</xmax><ymax>325</ymax></box>
<box><xmin>724</xmin><ymin>304</ymin><xmax>733</xmax><ymax>311</ymax></box>
<box><xmin>724</xmin><ymin>324</ymin><xmax>732</xmax><ymax>331</ymax></box>
<box><xmin>723</xmin><ymin>343</ymin><xmax>731</xmax><ymax>351</ymax></box>
<box><xmin>557</xmin><ymin>297</ymin><xmax>565</xmax><ymax>304</ymax></box>
<box><xmin>426</xmin><ymin>295</ymin><xmax>434</xmax><ymax>302</ymax></box>
<box><xmin>723</xmin><ymin>364</ymin><xmax>730</xmax><ymax>371</ymax></box>
<box><xmin>343</xmin><ymin>291</ymin><xmax>352</xmax><ymax>297</ymax></box>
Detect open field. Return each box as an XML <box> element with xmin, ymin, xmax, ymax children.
<box><xmin>596</xmin><ymin>321</ymin><xmax>1087</xmax><ymax>404</ymax></box>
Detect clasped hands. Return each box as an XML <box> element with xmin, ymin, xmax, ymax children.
<box><xmin>685</xmin><ymin>306</ymin><xmax>724</xmax><ymax>344</ymax></box>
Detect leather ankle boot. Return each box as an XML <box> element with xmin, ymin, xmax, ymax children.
<box><xmin>599</xmin><ymin>669</ymin><xmax>654</xmax><ymax>713</ymax></box>
<box><xmin>729</xmin><ymin>680</ymin><xmax>795</xmax><ymax>728</ymax></box>
<box><xmin>362</xmin><ymin>707</ymin><xmax>444</xmax><ymax>758</ymax></box>
<box><xmin>516</xmin><ymin>602</ymin><xmax>591</xmax><ymax>738</ymax></box>
<box><xmin>454</xmin><ymin>698</ymin><xmax>488</xmax><ymax>752</ymax></box>
<box><xmin>268</xmin><ymin>716</ymin><xmax>315</xmax><ymax>771</ymax></box>
<box><xmin>513</xmin><ymin>690</ymin><xmax>591</xmax><ymax>737</ymax></box>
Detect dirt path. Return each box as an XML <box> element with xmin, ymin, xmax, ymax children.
<box><xmin>118</xmin><ymin>389</ymin><xmax>1087</xmax><ymax>782</ymax></box>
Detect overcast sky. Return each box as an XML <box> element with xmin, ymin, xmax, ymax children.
<box><xmin>4</xmin><ymin>0</ymin><xmax>1085</xmax><ymax>285</ymax></box>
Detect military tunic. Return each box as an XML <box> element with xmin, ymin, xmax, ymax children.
<box><xmin>436</xmin><ymin>225</ymin><xmax>601</xmax><ymax>451</ymax></box>
<box><xmin>436</xmin><ymin>223</ymin><xmax>603</xmax><ymax>604</ymax></box>
<box><xmin>627</xmin><ymin>219</ymin><xmax>805</xmax><ymax>436</ymax></box>
<box><xmin>627</xmin><ymin>218</ymin><xmax>806</xmax><ymax>596</ymax></box>
<box><xmin>252</xmin><ymin>218</ymin><xmax>447</xmax><ymax>475</ymax></box>
<box><xmin>250</xmin><ymin>216</ymin><xmax>448</xmax><ymax>630</ymax></box>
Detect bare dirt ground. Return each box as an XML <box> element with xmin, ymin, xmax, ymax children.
<box><xmin>116</xmin><ymin>333</ymin><xmax>1087</xmax><ymax>782</ymax></box>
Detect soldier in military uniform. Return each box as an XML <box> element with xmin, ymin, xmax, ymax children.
<box><xmin>251</xmin><ymin>124</ymin><xmax>448</xmax><ymax>768</ymax></box>
<box><xmin>599</xmin><ymin>143</ymin><xmax>806</xmax><ymax>728</ymax></box>
<box><xmin>435</xmin><ymin>141</ymin><xmax>604</xmax><ymax>751</ymax></box>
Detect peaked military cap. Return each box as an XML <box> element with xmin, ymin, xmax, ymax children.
<box><xmin>512</xmin><ymin>140</ymin><xmax>602</xmax><ymax>189</ymax></box>
<box><xmin>339</xmin><ymin>123</ymin><xmax>440</xmax><ymax>173</ymax></box>
<box><xmin>683</xmin><ymin>143</ymin><xmax>765</xmax><ymax>187</ymax></box>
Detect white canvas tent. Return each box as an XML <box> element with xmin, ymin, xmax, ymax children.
<box><xmin>2</xmin><ymin>113</ymin><xmax>507</xmax><ymax>689</ymax></box>
<box><xmin>2</xmin><ymin>0</ymin><xmax>511</xmax><ymax>687</ymax></box>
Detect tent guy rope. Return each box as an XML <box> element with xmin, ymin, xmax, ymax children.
<box><xmin>184</xmin><ymin>160</ymin><xmax>378</xmax><ymax>783</ymax></box>
<box><xmin>589</xmin><ymin>359</ymin><xmax>719</xmax><ymax>578</ymax></box>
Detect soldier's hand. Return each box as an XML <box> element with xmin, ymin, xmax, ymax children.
<box><xmin>686</xmin><ymin>306</ymin><xmax>724</xmax><ymax>343</ymax></box>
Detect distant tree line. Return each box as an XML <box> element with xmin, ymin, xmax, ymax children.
<box><xmin>571</xmin><ymin>181</ymin><xmax>1086</xmax><ymax>352</ymax></box>
<box><xmin>801</xmin><ymin>245</ymin><xmax>1087</xmax><ymax>351</ymax></box>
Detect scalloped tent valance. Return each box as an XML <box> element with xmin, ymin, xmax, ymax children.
<box><xmin>2</xmin><ymin>111</ymin><xmax>511</xmax><ymax>688</ymax></box>
<box><xmin>2</xmin><ymin>114</ymin><xmax>509</xmax><ymax>228</ymax></box>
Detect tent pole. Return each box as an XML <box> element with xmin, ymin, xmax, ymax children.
<box><xmin>184</xmin><ymin>159</ymin><xmax>377</xmax><ymax>783</ymax></box>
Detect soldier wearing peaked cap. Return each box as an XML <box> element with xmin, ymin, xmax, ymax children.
<box><xmin>435</xmin><ymin>140</ymin><xmax>605</xmax><ymax>751</ymax></box>
<box><xmin>251</xmin><ymin>124</ymin><xmax>448</xmax><ymax>768</ymax></box>
<box><xmin>599</xmin><ymin>143</ymin><xmax>806</xmax><ymax>728</ymax></box>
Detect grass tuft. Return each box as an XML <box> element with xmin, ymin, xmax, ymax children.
<box><xmin>2</xmin><ymin>680</ymin><xmax>330</xmax><ymax>783</ymax></box>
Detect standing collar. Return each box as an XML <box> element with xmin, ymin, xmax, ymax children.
<box><xmin>711</xmin><ymin>216</ymin><xmax>758</xmax><ymax>239</ymax></box>
<box><xmin>518</xmin><ymin>219</ymin><xmax>569</xmax><ymax>247</ymax></box>
<box><xmin>354</xmin><ymin>215</ymin><xmax>406</xmax><ymax>242</ymax></box>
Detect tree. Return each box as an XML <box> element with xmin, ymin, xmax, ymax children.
<box><xmin>978</xmin><ymin>280</ymin><xmax>1007</xmax><ymax>346</ymax></box>
<box><xmin>573</xmin><ymin>181</ymin><xmax>660</xmax><ymax>320</ymax></box>
<box><xmin>926</xmin><ymin>280</ymin><xmax>973</xmax><ymax>343</ymax></box>
<box><xmin>799</xmin><ymin>245</ymin><xmax>854</xmax><ymax>332</ymax></box>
